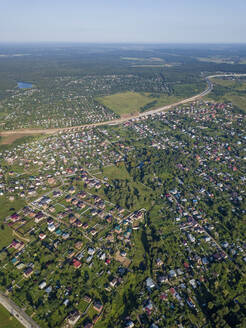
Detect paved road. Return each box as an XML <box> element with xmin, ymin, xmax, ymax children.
<box><xmin>0</xmin><ymin>291</ymin><xmax>40</xmax><ymax>328</ymax></box>
<box><xmin>1</xmin><ymin>73</ymin><xmax>246</xmax><ymax>137</ymax></box>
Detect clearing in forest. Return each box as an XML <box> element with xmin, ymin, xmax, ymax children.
<box><xmin>97</xmin><ymin>92</ymin><xmax>153</xmax><ymax>116</ymax></box>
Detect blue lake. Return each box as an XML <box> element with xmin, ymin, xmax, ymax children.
<box><xmin>17</xmin><ymin>82</ymin><xmax>33</xmax><ymax>89</ymax></box>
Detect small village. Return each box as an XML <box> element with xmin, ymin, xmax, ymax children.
<box><xmin>1</xmin><ymin>73</ymin><xmax>169</xmax><ymax>130</ymax></box>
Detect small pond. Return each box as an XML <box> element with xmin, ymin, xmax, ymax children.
<box><xmin>17</xmin><ymin>82</ymin><xmax>33</xmax><ymax>89</ymax></box>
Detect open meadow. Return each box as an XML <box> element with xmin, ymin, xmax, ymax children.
<box><xmin>207</xmin><ymin>77</ymin><xmax>246</xmax><ymax>112</ymax></box>
<box><xmin>97</xmin><ymin>92</ymin><xmax>182</xmax><ymax>116</ymax></box>
<box><xmin>96</xmin><ymin>92</ymin><xmax>154</xmax><ymax>116</ymax></box>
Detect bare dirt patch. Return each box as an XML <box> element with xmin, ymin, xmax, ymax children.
<box><xmin>0</xmin><ymin>129</ymin><xmax>57</xmax><ymax>144</ymax></box>
<box><xmin>1</xmin><ymin>134</ymin><xmax>29</xmax><ymax>145</ymax></box>
<box><xmin>0</xmin><ymin>133</ymin><xmax>44</xmax><ymax>145</ymax></box>
<box><xmin>115</xmin><ymin>251</ymin><xmax>131</xmax><ymax>267</ymax></box>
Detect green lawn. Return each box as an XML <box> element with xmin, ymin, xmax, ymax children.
<box><xmin>17</xmin><ymin>219</ymin><xmax>34</xmax><ymax>235</ymax></box>
<box><xmin>96</xmin><ymin>92</ymin><xmax>182</xmax><ymax>117</ymax></box>
<box><xmin>0</xmin><ymin>304</ymin><xmax>24</xmax><ymax>328</ymax></box>
<box><xmin>101</xmin><ymin>165</ymin><xmax>130</xmax><ymax>180</ymax></box>
<box><xmin>78</xmin><ymin>300</ymin><xmax>90</xmax><ymax>313</ymax></box>
<box><xmin>0</xmin><ymin>224</ymin><xmax>13</xmax><ymax>249</ymax></box>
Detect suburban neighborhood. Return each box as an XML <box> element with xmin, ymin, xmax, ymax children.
<box><xmin>0</xmin><ymin>97</ymin><xmax>245</xmax><ymax>327</ymax></box>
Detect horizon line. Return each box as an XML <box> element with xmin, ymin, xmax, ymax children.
<box><xmin>0</xmin><ymin>41</ymin><xmax>246</xmax><ymax>45</ymax></box>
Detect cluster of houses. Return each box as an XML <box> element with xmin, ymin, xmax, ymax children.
<box><xmin>2</xmin><ymin>75</ymin><xmax>120</xmax><ymax>130</ymax></box>
<box><xmin>0</xmin><ymin>128</ymin><xmax>124</xmax><ymax>199</ymax></box>
<box><xmin>0</xmin><ymin>97</ymin><xmax>245</xmax><ymax>327</ymax></box>
<box><xmin>1</xmin><ymin>152</ymin><xmax>146</xmax><ymax>327</ymax></box>
<box><xmin>113</xmin><ymin>100</ymin><xmax>245</xmax><ymax>327</ymax></box>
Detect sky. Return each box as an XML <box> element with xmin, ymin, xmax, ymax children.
<box><xmin>0</xmin><ymin>0</ymin><xmax>246</xmax><ymax>43</ymax></box>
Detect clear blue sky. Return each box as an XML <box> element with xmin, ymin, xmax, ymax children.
<box><xmin>0</xmin><ymin>0</ymin><xmax>245</xmax><ymax>43</ymax></box>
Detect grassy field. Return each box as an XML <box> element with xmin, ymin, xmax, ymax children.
<box><xmin>154</xmin><ymin>94</ymin><xmax>182</xmax><ymax>107</ymax></box>
<box><xmin>210</xmin><ymin>78</ymin><xmax>246</xmax><ymax>90</ymax></box>
<box><xmin>0</xmin><ymin>197</ymin><xmax>26</xmax><ymax>249</ymax></box>
<box><xmin>206</xmin><ymin>78</ymin><xmax>246</xmax><ymax>112</ymax></box>
<box><xmin>225</xmin><ymin>94</ymin><xmax>246</xmax><ymax>112</ymax></box>
<box><xmin>97</xmin><ymin>92</ymin><xmax>182</xmax><ymax>117</ymax></box>
<box><xmin>97</xmin><ymin>92</ymin><xmax>153</xmax><ymax>116</ymax></box>
<box><xmin>0</xmin><ymin>304</ymin><xmax>24</xmax><ymax>328</ymax></box>
<box><xmin>0</xmin><ymin>224</ymin><xmax>13</xmax><ymax>250</ymax></box>
<box><xmin>101</xmin><ymin>165</ymin><xmax>130</xmax><ymax>180</ymax></box>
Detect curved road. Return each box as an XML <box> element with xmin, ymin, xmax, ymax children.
<box><xmin>1</xmin><ymin>73</ymin><xmax>246</xmax><ymax>137</ymax></box>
